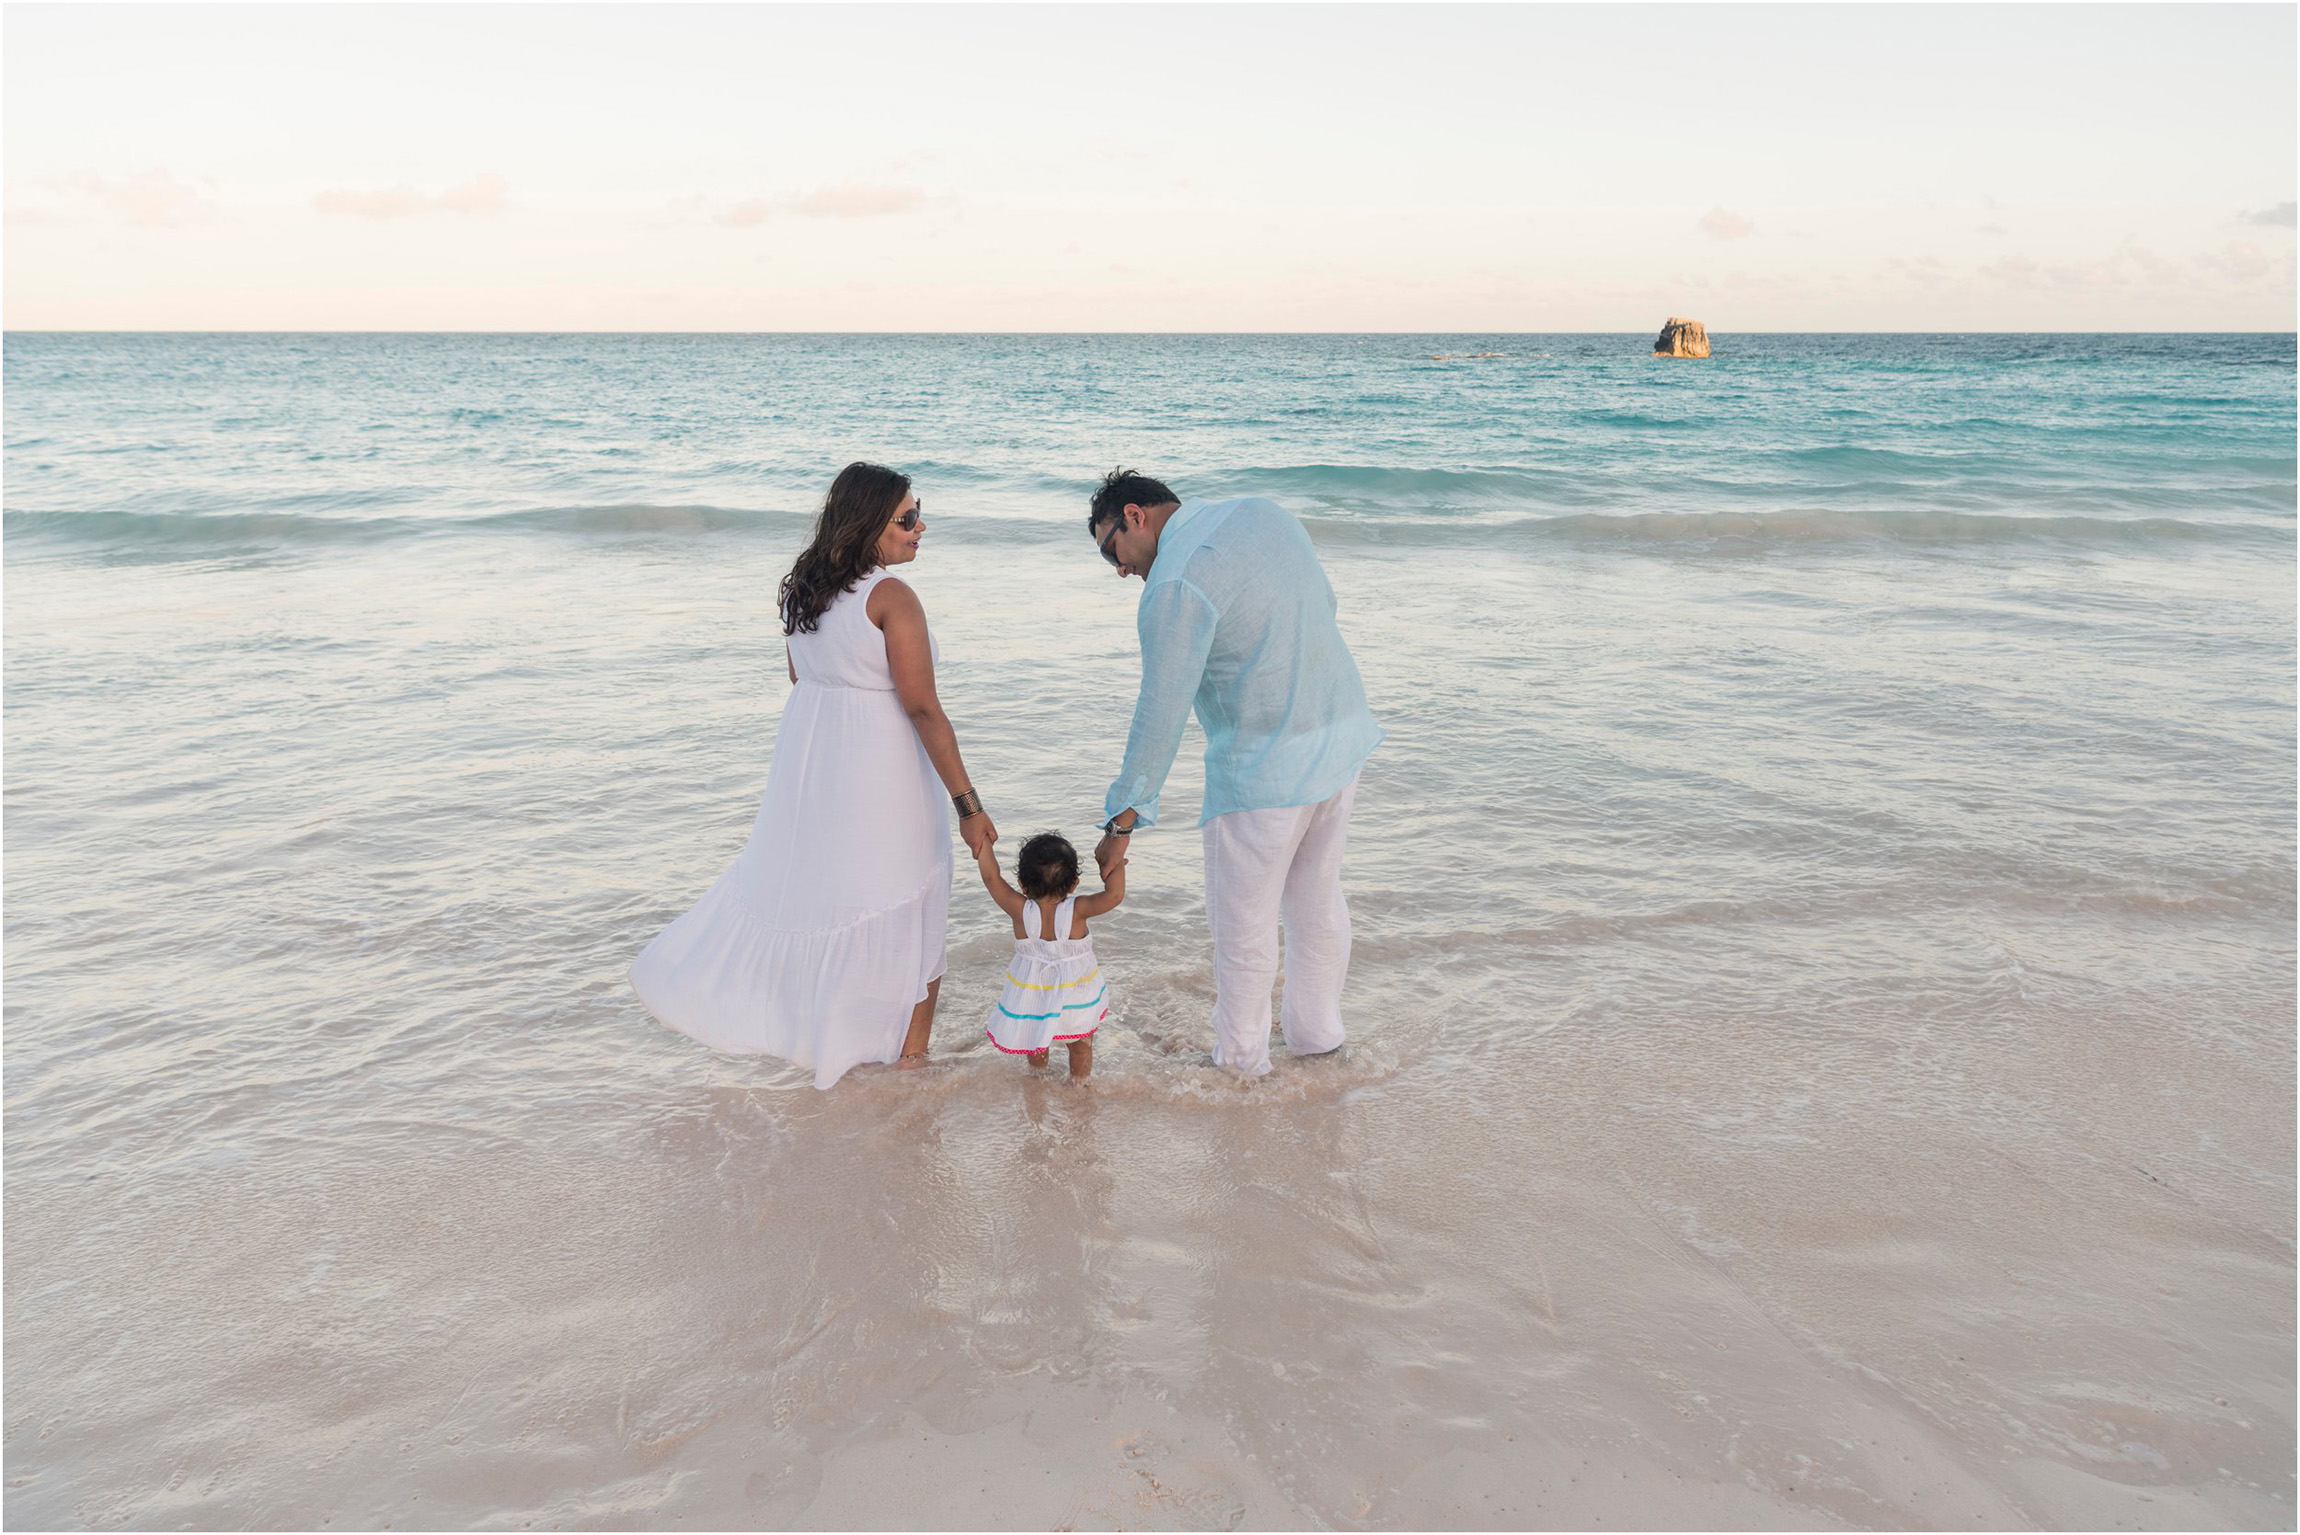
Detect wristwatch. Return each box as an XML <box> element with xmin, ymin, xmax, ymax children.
<box><xmin>1102</xmin><ymin>814</ymin><xmax>1137</xmax><ymax>836</ymax></box>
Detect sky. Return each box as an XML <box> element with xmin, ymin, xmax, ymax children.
<box><xmin>4</xmin><ymin>3</ymin><xmax>2295</xmax><ymax>331</ymax></box>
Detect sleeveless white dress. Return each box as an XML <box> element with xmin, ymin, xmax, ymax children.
<box><xmin>630</xmin><ymin>567</ymin><xmax>951</xmax><ymax>1089</ymax></box>
<box><xmin>985</xmin><ymin>894</ymin><xmax>1107</xmax><ymax>1056</ymax></box>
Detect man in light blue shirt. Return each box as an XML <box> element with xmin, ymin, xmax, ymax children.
<box><xmin>1088</xmin><ymin>468</ymin><xmax>1382</xmax><ymax>1075</ymax></box>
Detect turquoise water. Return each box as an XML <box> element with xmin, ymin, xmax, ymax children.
<box><xmin>5</xmin><ymin>333</ymin><xmax>2294</xmax><ymax>1527</ymax></box>
<box><xmin>6</xmin><ymin>333</ymin><xmax>2295</xmax><ymax>533</ymax></box>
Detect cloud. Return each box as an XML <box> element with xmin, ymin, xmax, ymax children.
<box><xmin>2196</xmin><ymin>240</ymin><xmax>2276</xmax><ymax>280</ymax></box>
<box><xmin>790</xmin><ymin>183</ymin><xmax>925</xmax><ymax>219</ymax></box>
<box><xmin>2240</xmin><ymin>201</ymin><xmax>2297</xmax><ymax>228</ymax></box>
<box><xmin>2121</xmin><ymin>243</ymin><xmax>2180</xmax><ymax>282</ymax></box>
<box><xmin>1979</xmin><ymin>253</ymin><xmax>2041</xmax><ymax>285</ymax></box>
<box><xmin>1983</xmin><ymin>241</ymin><xmax>2250</xmax><ymax>290</ymax></box>
<box><xmin>1888</xmin><ymin>254</ymin><xmax>1951</xmax><ymax>287</ymax></box>
<box><xmin>1976</xmin><ymin>223</ymin><xmax>2009</xmax><ymax>236</ymax></box>
<box><xmin>690</xmin><ymin>183</ymin><xmax>929</xmax><ymax>227</ymax></box>
<box><xmin>59</xmin><ymin>168</ymin><xmax>211</xmax><ymax>227</ymax></box>
<box><xmin>313</xmin><ymin>173</ymin><xmax>508</xmax><ymax>218</ymax></box>
<box><xmin>715</xmin><ymin>199</ymin><xmax>775</xmax><ymax>228</ymax></box>
<box><xmin>2048</xmin><ymin>256</ymin><xmax>2126</xmax><ymax>288</ymax></box>
<box><xmin>1697</xmin><ymin>206</ymin><xmax>1753</xmax><ymax>241</ymax></box>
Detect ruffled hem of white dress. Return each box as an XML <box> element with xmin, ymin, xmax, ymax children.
<box><xmin>629</xmin><ymin>863</ymin><xmax>949</xmax><ymax>1090</ymax></box>
<box><xmin>983</xmin><ymin>1017</ymin><xmax>1103</xmax><ymax>1056</ymax></box>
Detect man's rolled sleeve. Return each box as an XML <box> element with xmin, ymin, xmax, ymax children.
<box><xmin>1103</xmin><ymin>579</ymin><xmax>1218</xmax><ymax>829</ymax></box>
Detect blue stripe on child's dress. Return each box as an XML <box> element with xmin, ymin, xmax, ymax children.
<box><xmin>995</xmin><ymin>986</ymin><xmax>1108</xmax><ymax>1023</ymax></box>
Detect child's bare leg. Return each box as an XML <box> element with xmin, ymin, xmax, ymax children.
<box><xmin>1066</xmin><ymin>1037</ymin><xmax>1093</xmax><ymax>1081</ymax></box>
<box><xmin>1026</xmin><ymin>1049</ymin><xmax>1050</xmax><ymax>1068</ymax></box>
<box><xmin>896</xmin><ymin>979</ymin><xmax>940</xmax><ymax>1068</ymax></box>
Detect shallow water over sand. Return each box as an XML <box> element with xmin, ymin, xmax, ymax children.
<box><xmin>5</xmin><ymin>333</ymin><xmax>2294</xmax><ymax>1528</ymax></box>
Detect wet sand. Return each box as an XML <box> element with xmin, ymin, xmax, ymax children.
<box><xmin>7</xmin><ymin>975</ymin><xmax>2289</xmax><ymax>1529</ymax></box>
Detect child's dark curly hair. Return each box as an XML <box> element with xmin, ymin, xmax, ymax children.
<box><xmin>1015</xmin><ymin>832</ymin><xmax>1080</xmax><ymax>900</ymax></box>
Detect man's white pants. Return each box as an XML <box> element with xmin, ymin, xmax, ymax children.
<box><xmin>1200</xmin><ymin>773</ymin><xmax>1359</xmax><ymax>1076</ymax></box>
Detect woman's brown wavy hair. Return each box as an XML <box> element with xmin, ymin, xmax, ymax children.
<box><xmin>778</xmin><ymin>462</ymin><xmax>911</xmax><ymax>635</ymax></box>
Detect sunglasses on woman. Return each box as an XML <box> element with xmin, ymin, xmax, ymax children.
<box><xmin>894</xmin><ymin>501</ymin><xmax>922</xmax><ymax>532</ymax></box>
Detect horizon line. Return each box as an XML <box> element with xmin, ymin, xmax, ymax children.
<box><xmin>7</xmin><ymin>328</ymin><xmax>2296</xmax><ymax>338</ymax></box>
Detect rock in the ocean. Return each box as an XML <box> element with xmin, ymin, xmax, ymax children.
<box><xmin>1653</xmin><ymin>317</ymin><xmax>1710</xmax><ymax>358</ymax></box>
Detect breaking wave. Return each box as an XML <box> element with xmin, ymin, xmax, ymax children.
<box><xmin>8</xmin><ymin>500</ymin><xmax>2286</xmax><ymax>561</ymax></box>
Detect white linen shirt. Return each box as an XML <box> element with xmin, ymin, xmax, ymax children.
<box><xmin>1103</xmin><ymin>495</ymin><xmax>1382</xmax><ymax>828</ymax></box>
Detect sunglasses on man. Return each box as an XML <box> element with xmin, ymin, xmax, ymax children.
<box><xmin>1096</xmin><ymin>519</ymin><xmax>1121</xmax><ymax>567</ymax></box>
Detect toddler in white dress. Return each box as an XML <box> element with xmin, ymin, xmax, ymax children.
<box><xmin>973</xmin><ymin>832</ymin><xmax>1123</xmax><ymax>1080</ymax></box>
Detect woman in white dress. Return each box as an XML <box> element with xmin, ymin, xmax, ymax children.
<box><xmin>630</xmin><ymin>462</ymin><xmax>998</xmax><ymax>1087</ymax></box>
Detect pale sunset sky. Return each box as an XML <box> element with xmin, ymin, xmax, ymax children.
<box><xmin>5</xmin><ymin>3</ymin><xmax>2294</xmax><ymax>331</ymax></box>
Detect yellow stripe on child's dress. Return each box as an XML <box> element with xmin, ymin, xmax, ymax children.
<box><xmin>1001</xmin><ymin>967</ymin><xmax>1101</xmax><ymax>992</ymax></box>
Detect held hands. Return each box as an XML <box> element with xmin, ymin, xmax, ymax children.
<box><xmin>960</xmin><ymin>809</ymin><xmax>999</xmax><ymax>859</ymax></box>
<box><xmin>1093</xmin><ymin>828</ymin><xmax>1130</xmax><ymax>882</ymax></box>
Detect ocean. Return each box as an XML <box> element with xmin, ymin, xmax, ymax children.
<box><xmin>5</xmin><ymin>332</ymin><xmax>2293</xmax><ymax>1528</ymax></box>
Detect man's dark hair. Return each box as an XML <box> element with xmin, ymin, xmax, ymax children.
<box><xmin>1088</xmin><ymin>467</ymin><xmax>1178</xmax><ymax>534</ymax></box>
<box><xmin>1015</xmin><ymin>832</ymin><xmax>1081</xmax><ymax>900</ymax></box>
